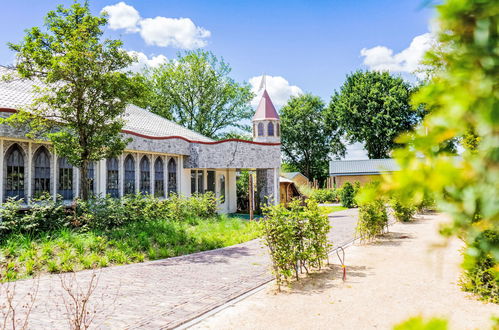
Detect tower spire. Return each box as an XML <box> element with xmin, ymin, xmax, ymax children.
<box><xmin>258</xmin><ymin>74</ymin><xmax>267</xmax><ymax>91</ymax></box>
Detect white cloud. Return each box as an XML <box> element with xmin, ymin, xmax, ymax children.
<box><xmin>102</xmin><ymin>2</ymin><xmax>210</xmax><ymax>49</ymax></box>
<box><xmin>139</xmin><ymin>17</ymin><xmax>210</xmax><ymax>49</ymax></box>
<box><xmin>102</xmin><ymin>2</ymin><xmax>140</xmax><ymax>33</ymax></box>
<box><xmin>360</xmin><ymin>33</ymin><xmax>435</xmax><ymax>78</ymax></box>
<box><xmin>127</xmin><ymin>51</ymin><xmax>168</xmax><ymax>73</ymax></box>
<box><xmin>249</xmin><ymin>75</ymin><xmax>303</xmax><ymax>108</ymax></box>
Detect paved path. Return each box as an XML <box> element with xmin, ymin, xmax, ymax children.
<box><xmin>1</xmin><ymin>209</ymin><xmax>358</xmax><ymax>329</ymax></box>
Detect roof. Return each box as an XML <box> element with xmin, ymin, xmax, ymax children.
<box><xmin>282</xmin><ymin>172</ymin><xmax>308</xmax><ymax>180</ymax></box>
<box><xmin>0</xmin><ymin>66</ymin><xmax>213</xmax><ymax>142</ymax></box>
<box><xmin>329</xmin><ymin>158</ymin><xmax>399</xmax><ymax>175</ymax></box>
<box><xmin>279</xmin><ymin>177</ymin><xmax>294</xmax><ymax>183</ymax></box>
<box><xmin>253</xmin><ymin>89</ymin><xmax>279</xmax><ymax>121</ymax></box>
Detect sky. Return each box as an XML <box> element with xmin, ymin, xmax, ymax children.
<box><xmin>0</xmin><ymin>0</ymin><xmax>436</xmax><ymax>159</ymax></box>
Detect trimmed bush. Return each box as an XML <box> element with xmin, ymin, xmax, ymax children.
<box><xmin>356</xmin><ymin>198</ymin><xmax>388</xmax><ymax>241</ymax></box>
<box><xmin>309</xmin><ymin>189</ymin><xmax>338</xmax><ymax>203</ymax></box>
<box><xmin>261</xmin><ymin>199</ymin><xmax>331</xmax><ymax>288</ymax></box>
<box><xmin>340</xmin><ymin>182</ymin><xmax>356</xmax><ymax>208</ymax></box>
<box><xmin>391</xmin><ymin>198</ymin><xmax>416</xmax><ymax>222</ymax></box>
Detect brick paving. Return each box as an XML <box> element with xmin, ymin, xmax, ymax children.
<box><xmin>1</xmin><ymin>209</ymin><xmax>358</xmax><ymax>329</ymax></box>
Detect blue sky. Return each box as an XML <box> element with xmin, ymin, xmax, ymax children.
<box><xmin>0</xmin><ymin>0</ymin><xmax>435</xmax><ymax>158</ymax></box>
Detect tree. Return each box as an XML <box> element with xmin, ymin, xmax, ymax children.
<box><xmin>329</xmin><ymin>71</ymin><xmax>423</xmax><ymax>159</ymax></box>
<box><xmin>280</xmin><ymin>94</ymin><xmax>344</xmax><ymax>183</ymax></box>
<box><xmin>134</xmin><ymin>50</ymin><xmax>254</xmax><ymax>139</ymax></box>
<box><xmin>377</xmin><ymin>0</ymin><xmax>498</xmax><ymax>302</ymax></box>
<box><xmin>5</xmin><ymin>1</ymin><xmax>137</xmax><ymax>200</ymax></box>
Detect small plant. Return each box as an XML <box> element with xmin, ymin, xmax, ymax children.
<box><xmin>0</xmin><ymin>276</ymin><xmax>39</xmax><ymax>329</ymax></box>
<box><xmin>356</xmin><ymin>197</ymin><xmax>388</xmax><ymax>242</ymax></box>
<box><xmin>393</xmin><ymin>316</ymin><xmax>448</xmax><ymax>330</ymax></box>
<box><xmin>391</xmin><ymin>198</ymin><xmax>416</xmax><ymax>222</ymax></box>
<box><xmin>260</xmin><ymin>199</ymin><xmax>331</xmax><ymax>289</ymax></box>
<box><xmin>340</xmin><ymin>182</ymin><xmax>356</xmax><ymax>208</ymax></box>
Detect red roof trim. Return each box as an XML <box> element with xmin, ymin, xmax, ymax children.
<box><xmin>0</xmin><ymin>108</ymin><xmax>280</xmax><ymax>146</ymax></box>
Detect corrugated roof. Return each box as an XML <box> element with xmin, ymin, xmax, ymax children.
<box><xmin>329</xmin><ymin>158</ymin><xmax>399</xmax><ymax>175</ymax></box>
<box><xmin>282</xmin><ymin>172</ymin><xmax>307</xmax><ymax>180</ymax></box>
<box><xmin>0</xmin><ymin>66</ymin><xmax>213</xmax><ymax>142</ymax></box>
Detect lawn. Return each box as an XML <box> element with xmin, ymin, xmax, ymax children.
<box><xmin>318</xmin><ymin>205</ymin><xmax>347</xmax><ymax>216</ymax></box>
<box><xmin>0</xmin><ymin>215</ymin><xmax>260</xmax><ymax>281</ymax></box>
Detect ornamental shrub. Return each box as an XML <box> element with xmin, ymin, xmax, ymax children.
<box><xmin>340</xmin><ymin>182</ymin><xmax>356</xmax><ymax>208</ymax></box>
<box><xmin>261</xmin><ymin>199</ymin><xmax>331</xmax><ymax>289</ymax></box>
<box><xmin>356</xmin><ymin>197</ymin><xmax>388</xmax><ymax>242</ymax></box>
<box><xmin>391</xmin><ymin>198</ymin><xmax>416</xmax><ymax>222</ymax></box>
<box><xmin>309</xmin><ymin>189</ymin><xmax>338</xmax><ymax>203</ymax></box>
<box><xmin>461</xmin><ymin>230</ymin><xmax>499</xmax><ymax>303</ymax></box>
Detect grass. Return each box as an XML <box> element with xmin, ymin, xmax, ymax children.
<box><xmin>0</xmin><ymin>215</ymin><xmax>260</xmax><ymax>281</ymax></box>
<box><xmin>319</xmin><ymin>205</ymin><xmax>347</xmax><ymax>216</ymax></box>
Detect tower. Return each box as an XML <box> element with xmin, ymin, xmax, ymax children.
<box><xmin>252</xmin><ymin>89</ymin><xmax>280</xmax><ymax>144</ymax></box>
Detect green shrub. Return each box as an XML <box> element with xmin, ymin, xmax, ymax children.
<box><xmin>356</xmin><ymin>197</ymin><xmax>388</xmax><ymax>242</ymax></box>
<box><xmin>261</xmin><ymin>199</ymin><xmax>331</xmax><ymax>289</ymax></box>
<box><xmin>460</xmin><ymin>230</ymin><xmax>499</xmax><ymax>303</ymax></box>
<box><xmin>391</xmin><ymin>198</ymin><xmax>416</xmax><ymax>222</ymax></box>
<box><xmin>309</xmin><ymin>189</ymin><xmax>338</xmax><ymax>203</ymax></box>
<box><xmin>340</xmin><ymin>182</ymin><xmax>356</xmax><ymax>208</ymax></box>
<box><xmin>393</xmin><ymin>316</ymin><xmax>448</xmax><ymax>330</ymax></box>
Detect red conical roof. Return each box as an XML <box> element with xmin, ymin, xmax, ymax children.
<box><xmin>253</xmin><ymin>89</ymin><xmax>279</xmax><ymax>121</ymax></box>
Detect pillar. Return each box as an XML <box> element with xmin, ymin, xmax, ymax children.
<box><xmin>256</xmin><ymin>168</ymin><xmax>280</xmax><ymax>209</ymax></box>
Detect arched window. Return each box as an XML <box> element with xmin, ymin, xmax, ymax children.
<box><xmin>5</xmin><ymin>144</ymin><xmax>25</xmax><ymax>200</ymax></box>
<box><xmin>268</xmin><ymin>122</ymin><xmax>274</xmax><ymax>136</ymax></box>
<box><xmin>106</xmin><ymin>158</ymin><xmax>119</xmax><ymax>198</ymax></box>
<box><xmin>87</xmin><ymin>162</ymin><xmax>95</xmax><ymax>195</ymax></box>
<box><xmin>124</xmin><ymin>155</ymin><xmax>135</xmax><ymax>195</ymax></box>
<box><xmin>276</xmin><ymin>123</ymin><xmax>280</xmax><ymax>137</ymax></box>
<box><xmin>154</xmin><ymin>158</ymin><xmax>164</xmax><ymax>198</ymax></box>
<box><xmin>219</xmin><ymin>174</ymin><xmax>225</xmax><ymax>204</ymax></box>
<box><xmin>168</xmin><ymin>158</ymin><xmax>177</xmax><ymax>196</ymax></box>
<box><xmin>258</xmin><ymin>123</ymin><xmax>264</xmax><ymax>136</ymax></box>
<box><xmin>33</xmin><ymin>147</ymin><xmax>50</xmax><ymax>197</ymax></box>
<box><xmin>139</xmin><ymin>156</ymin><xmax>150</xmax><ymax>194</ymax></box>
<box><xmin>58</xmin><ymin>157</ymin><xmax>73</xmax><ymax>200</ymax></box>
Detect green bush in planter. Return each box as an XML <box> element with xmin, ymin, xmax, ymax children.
<box><xmin>356</xmin><ymin>197</ymin><xmax>388</xmax><ymax>242</ymax></box>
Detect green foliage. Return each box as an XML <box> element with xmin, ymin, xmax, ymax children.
<box><xmin>309</xmin><ymin>189</ymin><xmax>339</xmax><ymax>203</ymax></box>
<box><xmin>393</xmin><ymin>316</ymin><xmax>448</xmax><ymax>330</ymax></box>
<box><xmin>340</xmin><ymin>182</ymin><xmax>356</xmax><ymax>208</ymax></box>
<box><xmin>378</xmin><ymin>0</ymin><xmax>499</xmax><ymax>301</ymax></box>
<box><xmin>356</xmin><ymin>194</ymin><xmax>388</xmax><ymax>242</ymax></box>
<box><xmin>0</xmin><ymin>193</ymin><xmax>219</xmax><ymax>239</ymax></box>
<box><xmin>461</xmin><ymin>230</ymin><xmax>499</xmax><ymax>303</ymax></box>
<box><xmin>133</xmin><ymin>50</ymin><xmax>254</xmax><ymax>139</ymax></box>
<box><xmin>280</xmin><ymin>94</ymin><xmax>345</xmax><ymax>183</ymax></box>
<box><xmin>5</xmin><ymin>1</ymin><xmax>138</xmax><ymax>200</ymax></box>
<box><xmin>0</xmin><ymin>214</ymin><xmax>259</xmax><ymax>281</ymax></box>
<box><xmin>328</xmin><ymin>70</ymin><xmax>423</xmax><ymax>159</ymax></box>
<box><xmin>260</xmin><ymin>199</ymin><xmax>331</xmax><ymax>288</ymax></box>
<box><xmin>391</xmin><ymin>198</ymin><xmax>416</xmax><ymax>222</ymax></box>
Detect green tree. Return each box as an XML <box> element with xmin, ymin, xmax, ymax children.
<box><xmin>377</xmin><ymin>0</ymin><xmax>498</xmax><ymax>302</ymax></box>
<box><xmin>280</xmin><ymin>94</ymin><xmax>344</xmax><ymax>183</ymax></box>
<box><xmin>329</xmin><ymin>71</ymin><xmax>423</xmax><ymax>159</ymax></box>
<box><xmin>134</xmin><ymin>50</ymin><xmax>254</xmax><ymax>139</ymax></box>
<box><xmin>5</xmin><ymin>1</ymin><xmax>137</xmax><ymax>200</ymax></box>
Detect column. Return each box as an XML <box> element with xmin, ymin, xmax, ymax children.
<box><xmin>52</xmin><ymin>152</ymin><xmax>58</xmax><ymax>201</ymax></box>
<box><xmin>135</xmin><ymin>153</ymin><xmax>140</xmax><ymax>194</ymax></box>
<box><xmin>119</xmin><ymin>154</ymin><xmax>124</xmax><ymax>197</ymax></box>
<box><xmin>256</xmin><ymin>168</ymin><xmax>278</xmax><ymax>209</ymax></box>
<box><xmin>27</xmin><ymin>142</ymin><xmax>32</xmax><ymax>203</ymax></box>
<box><xmin>98</xmin><ymin>159</ymin><xmax>107</xmax><ymax>196</ymax></box>
<box><xmin>150</xmin><ymin>153</ymin><xmax>154</xmax><ymax>196</ymax></box>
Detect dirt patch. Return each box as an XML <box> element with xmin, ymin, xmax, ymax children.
<box><xmin>192</xmin><ymin>214</ymin><xmax>498</xmax><ymax>330</ymax></box>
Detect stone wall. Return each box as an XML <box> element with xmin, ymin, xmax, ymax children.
<box><xmin>185</xmin><ymin>141</ymin><xmax>281</xmax><ymax>169</ymax></box>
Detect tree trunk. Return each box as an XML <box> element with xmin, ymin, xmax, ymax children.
<box><xmin>80</xmin><ymin>160</ymin><xmax>90</xmax><ymax>201</ymax></box>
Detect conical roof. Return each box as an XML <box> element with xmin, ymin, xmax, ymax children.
<box><xmin>253</xmin><ymin>89</ymin><xmax>279</xmax><ymax>121</ymax></box>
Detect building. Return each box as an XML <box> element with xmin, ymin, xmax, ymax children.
<box><xmin>0</xmin><ymin>66</ymin><xmax>281</xmax><ymax>212</ymax></box>
<box><xmin>329</xmin><ymin>158</ymin><xmax>398</xmax><ymax>187</ymax></box>
<box><xmin>279</xmin><ymin>176</ymin><xmax>302</xmax><ymax>206</ymax></box>
<box><xmin>281</xmin><ymin>172</ymin><xmax>309</xmax><ymax>187</ymax></box>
